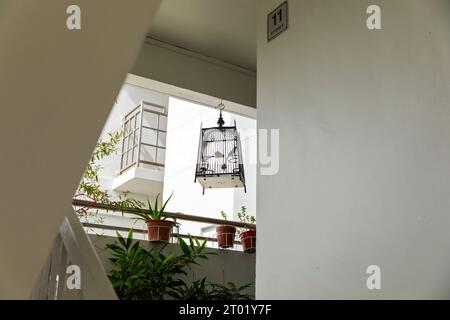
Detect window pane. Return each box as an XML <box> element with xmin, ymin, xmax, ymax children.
<box><xmin>156</xmin><ymin>148</ymin><xmax>166</xmax><ymax>165</ymax></box>
<box><xmin>141</xmin><ymin>127</ymin><xmax>157</xmax><ymax>146</ymax></box>
<box><xmin>158</xmin><ymin>115</ymin><xmax>168</xmax><ymax>131</ymax></box>
<box><xmin>126</xmin><ymin>150</ymin><xmax>133</xmax><ymax>166</ymax></box>
<box><xmin>140</xmin><ymin>145</ymin><xmax>156</xmax><ymax>163</ymax></box>
<box><xmin>142</xmin><ymin>111</ymin><xmax>158</xmax><ymax>129</ymax></box>
<box><xmin>157</xmin><ymin>131</ymin><xmax>166</xmax><ymax>148</ymax></box>
<box><xmin>132</xmin><ymin>146</ymin><xmax>138</xmax><ymax>163</ymax></box>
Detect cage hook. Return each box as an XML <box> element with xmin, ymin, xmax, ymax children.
<box><xmin>216</xmin><ymin>99</ymin><xmax>226</xmax><ymax>111</ymax></box>
<box><xmin>216</xmin><ymin>99</ymin><xmax>225</xmax><ymax>127</ymax></box>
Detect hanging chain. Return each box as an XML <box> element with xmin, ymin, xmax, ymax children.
<box><xmin>216</xmin><ymin>99</ymin><xmax>225</xmax><ymax>127</ymax></box>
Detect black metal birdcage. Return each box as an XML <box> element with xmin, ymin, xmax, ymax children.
<box><xmin>195</xmin><ymin>105</ymin><xmax>246</xmax><ymax>194</ymax></box>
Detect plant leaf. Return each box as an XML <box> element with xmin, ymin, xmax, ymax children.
<box><xmin>178</xmin><ymin>238</ymin><xmax>191</xmax><ymax>256</ymax></box>
<box><xmin>126</xmin><ymin>228</ymin><xmax>133</xmax><ymax>248</ymax></box>
<box><xmin>189</xmin><ymin>235</ymin><xmax>195</xmax><ymax>251</ymax></box>
<box><xmin>160</xmin><ymin>191</ymin><xmax>174</xmax><ymax>216</ymax></box>
<box><xmin>146</xmin><ymin>197</ymin><xmax>153</xmax><ymax>214</ymax></box>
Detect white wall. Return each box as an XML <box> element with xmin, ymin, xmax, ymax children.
<box><xmin>163</xmin><ymin>97</ymin><xmax>257</xmax><ymax>235</ymax></box>
<box><xmin>256</xmin><ymin>0</ymin><xmax>450</xmax><ymax>299</ymax></box>
<box><xmin>131</xmin><ymin>39</ymin><xmax>257</xmax><ymax>108</ymax></box>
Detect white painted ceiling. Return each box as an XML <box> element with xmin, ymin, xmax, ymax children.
<box><xmin>149</xmin><ymin>0</ymin><xmax>257</xmax><ymax>71</ymax></box>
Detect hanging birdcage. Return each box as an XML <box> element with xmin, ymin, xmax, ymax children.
<box><xmin>195</xmin><ymin>102</ymin><xmax>246</xmax><ymax>194</ymax></box>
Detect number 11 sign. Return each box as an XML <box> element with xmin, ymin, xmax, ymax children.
<box><xmin>267</xmin><ymin>1</ymin><xmax>288</xmax><ymax>42</ymax></box>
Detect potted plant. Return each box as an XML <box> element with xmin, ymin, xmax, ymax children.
<box><xmin>106</xmin><ymin>229</ymin><xmax>215</xmax><ymax>300</ymax></box>
<box><xmin>106</xmin><ymin>229</ymin><xmax>252</xmax><ymax>300</ymax></box>
<box><xmin>216</xmin><ymin>211</ymin><xmax>237</xmax><ymax>249</ymax></box>
<box><xmin>130</xmin><ymin>192</ymin><xmax>175</xmax><ymax>243</ymax></box>
<box><xmin>236</xmin><ymin>206</ymin><xmax>256</xmax><ymax>254</ymax></box>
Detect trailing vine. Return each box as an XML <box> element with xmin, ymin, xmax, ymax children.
<box><xmin>75</xmin><ymin>131</ymin><xmax>144</xmax><ymax>223</ymax></box>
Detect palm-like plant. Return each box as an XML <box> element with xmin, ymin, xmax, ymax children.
<box><xmin>130</xmin><ymin>192</ymin><xmax>173</xmax><ymax>221</ymax></box>
<box><xmin>168</xmin><ymin>277</ymin><xmax>210</xmax><ymax>300</ymax></box>
<box><xmin>208</xmin><ymin>282</ymin><xmax>254</xmax><ymax>300</ymax></box>
<box><xmin>107</xmin><ymin>229</ymin><xmax>216</xmax><ymax>300</ymax></box>
<box><xmin>106</xmin><ymin>229</ymin><xmax>150</xmax><ymax>300</ymax></box>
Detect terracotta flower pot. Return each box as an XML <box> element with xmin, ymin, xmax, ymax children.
<box><xmin>240</xmin><ymin>230</ymin><xmax>256</xmax><ymax>253</ymax></box>
<box><xmin>146</xmin><ymin>220</ymin><xmax>174</xmax><ymax>243</ymax></box>
<box><xmin>216</xmin><ymin>225</ymin><xmax>236</xmax><ymax>249</ymax></box>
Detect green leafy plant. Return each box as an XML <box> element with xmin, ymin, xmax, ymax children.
<box><xmin>106</xmin><ymin>229</ymin><xmax>149</xmax><ymax>300</ymax></box>
<box><xmin>129</xmin><ymin>192</ymin><xmax>174</xmax><ymax>222</ymax></box>
<box><xmin>106</xmin><ymin>229</ymin><xmax>254</xmax><ymax>300</ymax></box>
<box><xmin>168</xmin><ymin>277</ymin><xmax>211</xmax><ymax>300</ymax></box>
<box><xmin>219</xmin><ymin>207</ymin><xmax>256</xmax><ymax>235</ymax></box>
<box><xmin>236</xmin><ymin>206</ymin><xmax>256</xmax><ymax>225</ymax></box>
<box><xmin>76</xmin><ymin>131</ymin><xmax>144</xmax><ymax>221</ymax></box>
<box><xmin>219</xmin><ymin>207</ymin><xmax>256</xmax><ymax>225</ymax></box>
<box><xmin>208</xmin><ymin>282</ymin><xmax>254</xmax><ymax>300</ymax></box>
<box><xmin>220</xmin><ymin>211</ymin><xmax>227</xmax><ymax>220</ymax></box>
<box><xmin>169</xmin><ymin>279</ymin><xmax>254</xmax><ymax>300</ymax></box>
<box><xmin>107</xmin><ymin>229</ymin><xmax>214</xmax><ymax>300</ymax></box>
<box><xmin>236</xmin><ymin>206</ymin><xmax>256</xmax><ymax>234</ymax></box>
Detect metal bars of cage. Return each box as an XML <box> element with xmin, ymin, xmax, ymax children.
<box><xmin>197</xmin><ymin>127</ymin><xmax>239</xmax><ymax>175</ymax></box>
<box><xmin>236</xmin><ymin>129</ymin><xmax>246</xmax><ymax>192</ymax></box>
<box><xmin>195</xmin><ymin>120</ymin><xmax>246</xmax><ymax>193</ymax></box>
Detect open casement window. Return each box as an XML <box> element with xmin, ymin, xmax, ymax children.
<box><xmin>120</xmin><ymin>101</ymin><xmax>167</xmax><ymax>174</ymax></box>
